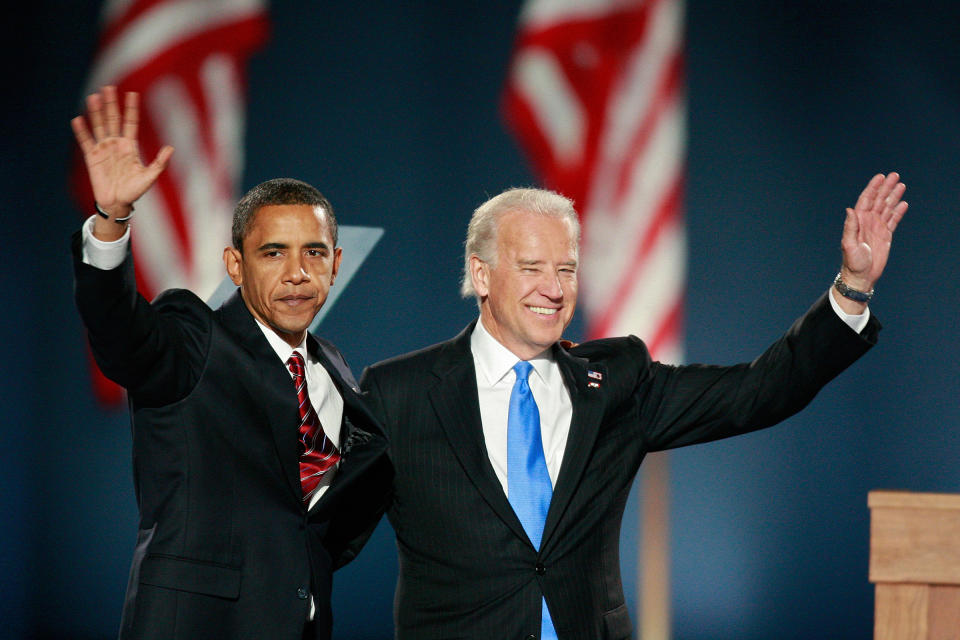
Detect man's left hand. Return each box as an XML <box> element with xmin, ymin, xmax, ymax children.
<box><xmin>836</xmin><ymin>172</ymin><xmax>907</xmax><ymax>311</ymax></box>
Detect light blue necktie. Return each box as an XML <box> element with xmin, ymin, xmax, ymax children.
<box><xmin>507</xmin><ymin>361</ymin><xmax>557</xmax><ymax>640</ymax></box>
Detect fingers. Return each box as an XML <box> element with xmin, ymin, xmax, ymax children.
<box><xmin>887</xmin><ymin>180</ymin><xmax>906</xmax><ymax>203</ymax></box>
<box><xmin>146</xmin><ymin>145</ymin><xmax>175</xmax><ymax>179</ymax></box>
<box><xmin>877</xmin><ymin>174</ymin><xmax>906</xmax><ymax>231</ymax></box>
<box><xmin>854</xmin><ymin>174</ymin><xmax>884</xmax><ymax>212</ymax></box>
<box><xmin>87</xmin><ymin>91</ymin><xmax>106</xmax><ymax>141</ymax></box>
<box><xmin>882</xmin><ymin>181</ymin><xmax>906</xmax><ymax>218</ymax></box>
<box><xmin>872</xmin><ymin>172</ymin><xmax>900</xmax><ymax>215</ymax></box>
<box><xmin>887</xmin><ymin>200</ymin><xmax>908</xmax><ymax>233</ymax></box>
<box><xmin>80</xmin><ymin>86</ymin><xmax>140</xmax><ymax>142</ymax></box>
<box><xmin>71</xmin><ymin>116</ymin><xmax>95</xmax><ymax>154</ymax></box>
<box><xmin>103</xmin><ymin>85</ymin><xmax>121</xmax><ymax>138</ymax></box>
<box><xmin>122</xmin><ymin>91</ymin><xmax>139</xmax><ymax>140</ymax></box>
<box><xmin>854</xmin><ymin>172</ymin><xmax>907</xmax><ymax>227</ymax></box>
<box><xmin>842</xmin><ymin>207</ymin><xmax>860</xmax><ymax>246</ymax></box>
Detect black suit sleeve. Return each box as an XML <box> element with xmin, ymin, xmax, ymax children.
<box><xmin>573</xmin><ymin>292</ymin><xmax>879</xmax><ymax>452</ymax></box>
<box><xmin>72</xmin><ymin>231</ymin><xmax>210</xmax><ymax>407</ymax></box>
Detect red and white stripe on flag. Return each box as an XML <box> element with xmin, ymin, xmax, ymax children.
<box><xmin>503</xmin><ymin>0</ymin><xmax>686</xmax><ymax>363</ymax></box>
<box><xmin>71</xmin><ymin>0</ymin><xmax>268</xmax><ymax>405</ymax></box>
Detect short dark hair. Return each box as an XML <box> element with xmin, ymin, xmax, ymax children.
<box><xmin>232</xmin><ymin>178</ymin><xmax>337</xmax><ymax>251</ymax></box>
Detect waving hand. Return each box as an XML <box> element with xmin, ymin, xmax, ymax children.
<box><xmin>834</xmin><ymin>172</ymin><xmax>908</xmax><ymax>313</ymax></box>
<box><xmin>71</xmin><ymin>86</ymin><xmax>173</xmax><ymax>238</ymax></box>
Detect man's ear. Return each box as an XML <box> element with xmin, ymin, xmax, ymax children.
<box><xmin>223</xmin><ymin>247</ymin><xmax>243</xmax><ymax>286</ymax></box>
<box><xmin>469</xmin><ymin>254</ymin><xmax>489</xmax><ymax>297</ymax></box>
<box><xmin>329</xmin><ymin>246</ymin><xmax>343</xmax><ymax>285</ymax></box>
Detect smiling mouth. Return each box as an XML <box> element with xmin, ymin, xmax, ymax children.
<box><xmin>528</xmin><ymin>306</ymin><xmax>558</xmax><ymax>316</ymax></box>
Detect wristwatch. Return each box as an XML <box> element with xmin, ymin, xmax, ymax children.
<box><xmin>833</xmin><ymin>271</ymin><xmax>873</xmax><ymax>302</ymax></box>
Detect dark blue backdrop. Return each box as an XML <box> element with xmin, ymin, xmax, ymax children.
<box><xmin>4</xmin><ymin>1</ymin><xmax>959</xmax><ymax>638</ymax></box>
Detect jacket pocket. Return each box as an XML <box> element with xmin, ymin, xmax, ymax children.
<box><xmin>139</xmin><ymin>554</ymin><xmax>242</xmax><ymax>600</ymax></box>
<box><xmin>602</xmin><ymin>602</ymin><xmax>632</xmax><ymax>639</ymax></box>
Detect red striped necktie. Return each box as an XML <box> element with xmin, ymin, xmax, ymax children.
<box><xmin>286</xmin><ymin>351</ymin><xmax>340</xmax><ymax>503</ymax></box>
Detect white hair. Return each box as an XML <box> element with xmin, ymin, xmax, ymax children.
<box><xmin>460</xmin><ymin>187</ymin><xmax>580</xmax><ymax>299</ymax></box>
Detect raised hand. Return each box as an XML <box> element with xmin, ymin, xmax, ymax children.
<box><xmin>839</xmin><ymin>172</ymin><xmax>907</xmax><ymax>301</ymax></box>
<box><xmin>71</xmin><ymin>86</ymin><xmax>174</xmax><ymax>226</ymax></box>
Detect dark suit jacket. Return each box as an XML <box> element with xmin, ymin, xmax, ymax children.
<box><xmin>360</xmin><ymin>293</ymin><xmax>879</xmax><ymax>640</ymax></box>
<box><xmin>72</xmin><ymin>235</ymin><xmax>392</xmax><ymax>640</ymax></box>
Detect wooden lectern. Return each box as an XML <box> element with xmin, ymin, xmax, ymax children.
<box><xmin>869</xmin><ymin>490</ymin><xmax>960</xmax><ymax>639</ymax></box>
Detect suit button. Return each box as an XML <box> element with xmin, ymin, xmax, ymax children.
<box><xmin>525</xmin><ymin>635</ymin><xmax>536</xmax><ymax>640</ymax></box>
<box><xmin>535</xmin><ymin>562</ymin><xmax>545</xmax><ymax>576</ymax></box>
<box><xmin>297</xmin><ymin>587</ymin><xmax>309</xmax><ymax>600</ymax></box>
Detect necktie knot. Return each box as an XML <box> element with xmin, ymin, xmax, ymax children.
<box><xmin>513</xmin><ymin>360</ymin><xmax>533</xmax><ymax>383</ymax></box>
<box><xmin>287</xmin><ymin>351</ymin><xmax>305</xmax><ymax>378</ymax></box>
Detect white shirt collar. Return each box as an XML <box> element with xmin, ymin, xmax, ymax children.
<box><xmin>470</xmin><ymin>315</ymin><xmax>554</xmax><ymax>387</ymax></box>
<box><xmin>255</xmin><ymin>319</ymin><xmax>309</xmax><ymax>366</ymax></box>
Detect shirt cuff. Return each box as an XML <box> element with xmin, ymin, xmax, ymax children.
<box><xmin>828</xmin><ymin>286</ymin><xmax>871</xmax><ymax>334</ymax></box>
<box><xmin>81</xmin><ymin>214</ymin><xmax>131</xmax><ymax>270</ymax></box>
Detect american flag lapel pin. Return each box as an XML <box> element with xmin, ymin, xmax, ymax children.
<box><xmin>587</xmin><ymin>370</ymin><xmax>602</xmax><ymax>388</ymax></box>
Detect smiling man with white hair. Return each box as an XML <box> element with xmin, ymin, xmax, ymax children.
<box><xmin>361</xmin><ymin>175</ymin><xmax>905</xmax><ymax>639</ymax></box>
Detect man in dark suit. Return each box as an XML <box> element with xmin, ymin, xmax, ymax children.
<box><xmin>361</xmin><ymin>176</ymin><xmax>906</xmax><ymax>639</ymax></box>
<box><xmin>71</xmin><ymin>86</ymin><xmax>392</xmax><ymax>640</ymax></box>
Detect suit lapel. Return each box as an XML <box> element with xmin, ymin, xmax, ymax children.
<box><xmin>429</xmin><ymin>325</ymin><xmax>530</xmax><ymax>544</ymax></box>
<box><xmin>309</xmin><ymin>335</ymin><xmax>359</xmax><ymax>392</ymax></box>
<box><xmin>218</xmin><ymin>290</ymin><xmax>304</xmax><ymax>506</ymax></box>
<box><xmin>539</xmin><ymin>344</ymin><xmax>607</xmax><ymax>554</ymax></box>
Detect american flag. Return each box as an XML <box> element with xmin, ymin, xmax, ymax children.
<box><xmin>503</xmin><ymin>0</ymin><xmax>686</xmax><ymax>636</ymax></box>
<box><xmin>72</xmin><ymin>0</ymin><xmax>269</xmax><ymax>405</ymax></box>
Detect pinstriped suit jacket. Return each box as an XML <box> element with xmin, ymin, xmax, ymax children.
<box><xmin>361</xmin><ymin>292</ymin><xmax>879</xmax><ymax>640</ymax></box>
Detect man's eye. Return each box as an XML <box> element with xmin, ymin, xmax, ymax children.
<box><xmin>306</xmin><ymin>249</ymin><xmax>325</xmax><ymax>257</ymax></box>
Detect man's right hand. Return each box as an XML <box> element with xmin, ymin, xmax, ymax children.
<box><xmin>71</xmin><ymin>85</ymin><xmax>174</xmax><ymax>241</ymax></box>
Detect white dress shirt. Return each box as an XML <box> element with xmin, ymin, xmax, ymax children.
<box><xmin>828</xmin><ymin>285</ymin><xmax>871</xmax><ymax>333</ymax></box>
<box><xmin>471</xmin><ymin>316</ymin><xmax>572</xmax><ymax>496</ymax></box>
